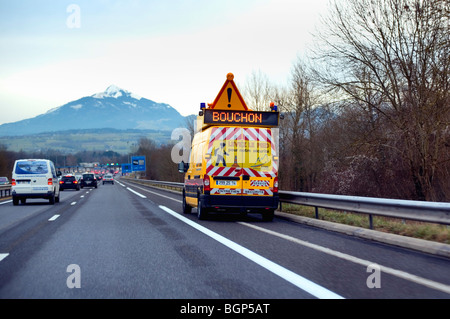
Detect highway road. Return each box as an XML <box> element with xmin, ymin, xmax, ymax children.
<box><xmin>0</xmin><ymin>177</ymin><xmax>449</xmax><ymax>302</ymax></box>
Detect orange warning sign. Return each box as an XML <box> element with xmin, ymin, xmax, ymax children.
<box><xmin>209</xmin><ymin>73</ymin><xmax>249</xmax><ymax>111</ymax></box>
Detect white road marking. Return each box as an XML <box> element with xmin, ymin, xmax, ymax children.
<box><xmin>239</xmin><ymin>222</ymin><xmax>450</xmax><ymax>295</ymax></box>
<box><xmin>122</xmin><ymin>181</ymin><xmax>450</xmax><ymax>295</ymax></box>
<box><xmin>71</xmin><ymin>202</ymin><xmax>77</xmax><ymax>205</ymax></box>
<box><xmin>48</xmin><ymin>214</ymin><xmax>60</xmax><ymax>221</ymax></box>
<box><xmin>123</xmin><ymin>182</ymin><xmax>181</xmax><ymax>202</ymax></box>
<box><xmin>126</xmin><ymin>187</ymin><xmax>147</xmax><ymax>198</ymax></box>
<box><xmin>0</xmin><ymin>200</ymin><xmax>12</xmax><ymax>205</ymax></box>
<box><xmin>159</xmin><ymin>205</ymin><xmax>344</xmax><ymax>299</ymax></box>
<box><xmin>0</xmin><ymin>253</ymin><xmax>9</xmax><ymax>262</ymax></box>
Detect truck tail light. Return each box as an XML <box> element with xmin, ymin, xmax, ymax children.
<box><xmin>203</xmin><ymin>175</ymin><xmax>211</xmax><ymax>192</ymax></box>
<box><xmin>11</xmin><ymin>179</ymin><xmax>16</xmax><ymax>186</ymax></box>
<box><xmin>273</xmin><ymin>177</ymin><xmax>279</xmax><ymax>193</ymax></box>
<box><xmin>48</xmin><ymin>178</ymin><xmax>53</xmax><ymax>186</ymax></box>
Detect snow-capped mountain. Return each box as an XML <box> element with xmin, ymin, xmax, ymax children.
<box><xmin>0</xmin><ymin>85</ymin><xmax>187</xmax><ymax>136</ymax></box>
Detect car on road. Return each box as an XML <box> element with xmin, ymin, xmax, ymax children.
<box><xmin>59</xmin><ymin>175</ymin><xmax>81</xmax><ymax>191</ymax></box>
<box><xmin>102</xmin><ymin>174</ymin><xmax>114</xmax><ymax>185</ymax></box>
<box><xmin>11</xmin><ymin>159</ymin><xmax>61</xmax><ymax>205</ymax></box>
<box><xmin>80</xmin><ymin>173</ymin><xmax>98</xmax><ymax>188</ymax></box>
<box><xmin>0</xmin><ymin>177</ymin><xmax>9</xmax><ymax>185</ymax></box>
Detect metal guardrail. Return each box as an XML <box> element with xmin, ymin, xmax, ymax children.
<box><xmin>124</xmin><ymin>178</ymin><xmax>450</xmax><ymax>227</ymax></box>
<box><xmin>279</xmin><ymin>191</ymin><xmax>450</xmax><ymax>227</ymax></box>
<box><xmin>0</xmin><ymin>185</ymin><xmax>11</xmax><ymax>198</ymax></box>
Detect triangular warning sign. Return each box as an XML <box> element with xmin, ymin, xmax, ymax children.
<box><xmin>209</xmin><ymin>73</ymin><xmax>250</xmax><ymax>111</ymax></box>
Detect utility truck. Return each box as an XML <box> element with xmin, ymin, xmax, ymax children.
<box><xmin>179</xmin><ymin>73</ymin><xmax>280</xmax><ymax>220</ymax></box>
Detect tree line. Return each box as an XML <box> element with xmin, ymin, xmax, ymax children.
<box><xmin>240</xmin><ymin>0</ymin><xmax>449</xmax><ymax>201</ymax></box>
<box><xmin>1</xmin><ymin>0</ymin><xmax>447</xmax><ymax>202</ymax></box>
<box><xmin>0</xmin><ymin>147</ymin><xmax>128</xmax><ymax>177</ymax></box>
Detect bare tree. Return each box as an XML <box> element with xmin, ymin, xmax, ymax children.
<box><xmin>277</xmin><ymin>58</ymin><xmax>326</xmax><ymax>191</ymax></box>
<box><xmin>242</xmin><ymin>70</ymin><xmax>273</xmax><ymax>111</ymax></box>
<box><xmin>313</xmin><ymin>0</ymin><xmax>450</xmax><ymax>200</ymax></box>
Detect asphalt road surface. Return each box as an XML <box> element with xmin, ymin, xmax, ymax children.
<box><xmin>0</xmin><ymin>177</ymin><xmax>449</xmax><ymax>301</ymax></box>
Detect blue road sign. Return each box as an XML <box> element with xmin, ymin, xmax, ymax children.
<box><xmin>131</xmin><ymin>156</ymin><xmax>146</xmax><ymax>172</ymax></box>
<box><xmin>122</xmin><ymin>164</ymin><xmax>132</xmax><ymax>173</ymax></box>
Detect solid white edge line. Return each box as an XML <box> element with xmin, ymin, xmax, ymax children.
<box><xmin>124</xmin><ymin>182</ymin><xmax>181</xmax><ymax>202</ymax></box>
<box><xmin>48</xmin><ymin>214</ymin><xmax>60</xmax><ymax>221</ymax></box>
<box><xmin>126</xmin><ymin>187</ymin><xmax>146</xmax><ymax>198</ymax></box>
<box><xmin>124</xmin><ymin>181</ymin><xmax>450</xmax><ymax>295</ymax></box>
<box><xmin>159</xmin><ymin>205</ymin><xmax>344</xmax><ymax>299</ymax></box>
<box><xmin>0</xmin><ymin>200</ymin><xmax>12</xmax><ymax>205</ymax></box>
<box><xmin>239</xmin><ymin>222</ymin><xmax>450</xmax><ymax>295</ymax></box>
<box><xmin>0</xmin><ymin>253</ymin><xmax>9</xmax><ymax>262</ymax></box>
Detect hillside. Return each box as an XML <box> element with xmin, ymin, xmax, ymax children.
<box><xmin>0</xmin><ymin>85</ymin><xmax>188</xmax><ymax>136</ymax></box>
<box><xmin>0</xmin><ymin>128</ymin><xmax>173</xmax><ymax>154</ymax></box>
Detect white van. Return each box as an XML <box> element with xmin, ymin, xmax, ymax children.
<box><xmin>11</xmin><ymin>159</ymin><xmax>61</xmax><ymax>205</ymax></box>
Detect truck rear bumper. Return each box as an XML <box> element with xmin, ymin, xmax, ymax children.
<box><xmin>200</xmin><ymin>193</ymin><xmax>279</xmax><ymax>213</ymax></box>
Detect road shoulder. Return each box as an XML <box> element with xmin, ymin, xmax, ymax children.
<box><xmin>275</xmin><ymin>211</ymin><xmax>450</xmax><ymax>259</ymax></box>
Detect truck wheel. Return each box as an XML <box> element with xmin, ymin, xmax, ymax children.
<box><xmin>197</xmin><ymin>199</ymin><xmax>208</xmax><ymax>220</ymax></box>
<box><xmin>262</xmin><ymin>209</ymin><xmax>274</xmax><ymax>221</ymax></box>
<box><xmin>182</xmin><ymin>190</ymin><xmax>192</xmax><ymax>214</ymax></box>
<box><xmin>49</xmin><ymin>193</ymin><xmax>55</xmax><ymax>205</ymax></box>
<box><xmin>12</xmin><ymin>196</ymin><xmax>19</xmax><ymax>206</ymax></box>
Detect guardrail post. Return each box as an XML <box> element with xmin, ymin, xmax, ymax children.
<box><xmin>315</xmin><ymin>207</ymin><xmax>319</xmax><ymax>219</ymax></box>
<box><xmin>369</xmin><ymin>214</ymin><xmax>373</xmax><ymax>229</ymax></box>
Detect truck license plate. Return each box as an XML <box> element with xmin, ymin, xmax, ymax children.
<box><xmin>216</xmin><ymin>180</ymin><xmax>237</xmax><ymax>186</ymax></box>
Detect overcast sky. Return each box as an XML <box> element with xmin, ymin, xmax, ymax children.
<box><xmin>0</xmin><ymin>0</ymin><xmax>329</xmax><ymax>125</ymax></box>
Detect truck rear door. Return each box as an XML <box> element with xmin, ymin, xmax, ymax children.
<box><xmin>241</xmin><ymin>127</ymin><xmax>277</xmax><ymax>197</ymax></box>
<box><xmin>207</xmin><ymin>126</ymin><xmax>243</xmax><ymax>196</ymax></box>
<box><xmin>206</xmin><ymin>127</ymin><xmax>277</xmax><ymax>197</ymax></box>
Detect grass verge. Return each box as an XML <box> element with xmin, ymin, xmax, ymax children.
<box><xmin>280</xmin><ymin>203</ymin><xmax>450</xmax><ymax>245</ymax></box>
